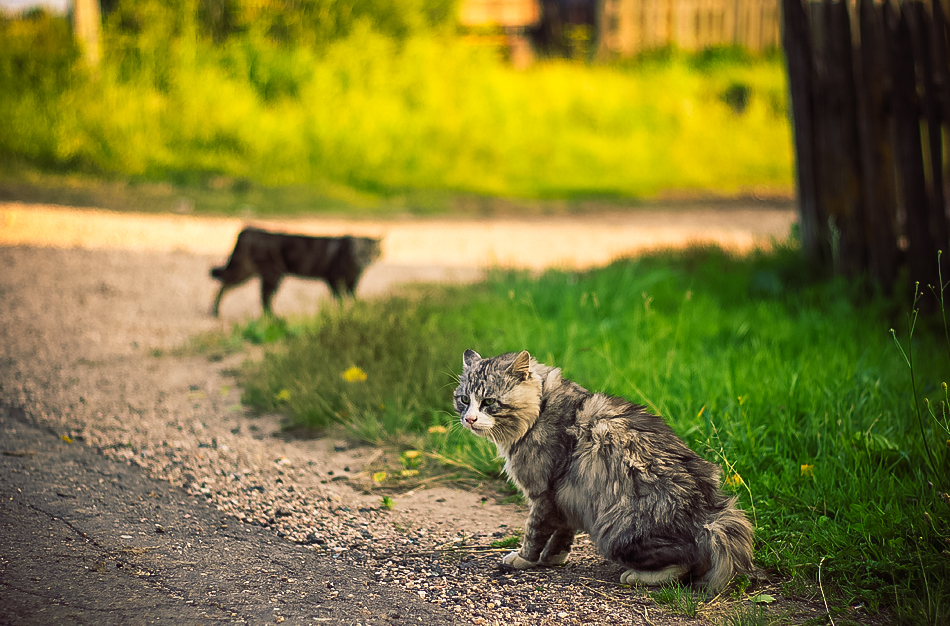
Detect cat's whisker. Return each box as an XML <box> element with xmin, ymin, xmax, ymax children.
<box><xmin>438</xmin><ymin>372</ymin><xmax>462</xmax><ymax>391</ymax></box>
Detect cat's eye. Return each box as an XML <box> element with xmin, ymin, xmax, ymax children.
<box><xmin>482</xmin><ymin>398</ymin><xmax>496</xmax><ymax>407</ymax></box>
<box><xmin>456</xmin><ymin>396</ymin><xmax>469</xmax><ymax>405</ymax></box>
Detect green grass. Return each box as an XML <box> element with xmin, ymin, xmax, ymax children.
<box><xmin>1</xmin><ymin>11</ymin><xmax>793</xmax><ymax>214</ymax></box>
<box><xmin>490</xmin><ymin>533</ymin><xmax>522</xmax><ymax>549</ymax></box>
<box><xmin>236</xmin><ymin>243</ymin><xmax>949</xmax><ymax>623</ymax></box>
<box><xmin>650</xmin><ymin>581</ymin><xmax>703</xmax><ymax>616</ymax></box>
<box><xmin>717</xmin><ymin>602</ymin><xmax>777</xmax><ymax>626</ymax></box>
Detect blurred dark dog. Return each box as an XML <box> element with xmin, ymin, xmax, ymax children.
<box><xmin>210</xmin><ymin>227</ymin><xmax>381</xmax><ymax>317</ymax></box>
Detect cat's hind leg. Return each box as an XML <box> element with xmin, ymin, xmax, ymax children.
<box><xmin>593</xmin><ymin>511</ymin><xmax>696</xmax><ymax>586</ymax></box>
<box><xmin>620</xmin><ymin>564</ymin><xmax>689</xmax><ymax>586</ymax></box>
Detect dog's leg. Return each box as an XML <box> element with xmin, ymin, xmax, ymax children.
<box><xmin>260</xmin><ymin>274</ymin><xmax>283</xmax><ymax>317</ymax></box>
<box><xmin>212</xmin><ymin>284</ymin><xmax>232</xmax><ymax>318</ymax></box>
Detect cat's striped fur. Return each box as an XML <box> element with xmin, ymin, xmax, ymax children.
<box><xmin>454</xmin><ymin>350</ymin><xmax>754</xmax><ymax>594</ymax></box>
<box><xmin>210</xmin><ymin>227</ymin><xmax>381</xmax><ymax>317</ymax></box>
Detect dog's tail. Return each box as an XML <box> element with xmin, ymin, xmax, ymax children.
<box><xmin>697</xmin><ymin>499</ymin><xmax>754</xmax><ymax>594</ymax></box>
<box><xmin>211</xmin><ymin>228</ymin><xmax>255</xmax><ymax>281</ymax></box>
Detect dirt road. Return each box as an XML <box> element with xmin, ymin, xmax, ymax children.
<box><xmin>0</xmin><ymin>201</ymin><xmax>795</xmax><ymax>265</ymax></box>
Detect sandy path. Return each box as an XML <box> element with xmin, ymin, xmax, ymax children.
<box><xmin>0</xmin><ymin>201</ymin><xmax>796</xmax><ymax>269</ymax></box>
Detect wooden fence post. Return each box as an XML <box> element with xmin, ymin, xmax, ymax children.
<box><xmin>855</xmin><ymin>0</ymin><xmax>899</xmax><ymax>289</ymax></box>
<box><xmin>908</xmin><ymin>0</ymin><xmax>950</xmax><ymax>290</ymax></box>
<box><xmin>816</xmin><ymin>0</ymin><xmax>866</xmax><ymax>278</ymax></box>
<box><xmin>73</xmin><ymin>0</ymin><xmax>101</xmax><ymax>69</ymax></box>
<box><xmin>892</xmin><ymin>2</ymin><xmax>940</xmax><ymax>291</ymax></box>
<box><xmin>782</xmin><ymin>0</ymin><xmax>822</xmax><ymax>262</ymax></box>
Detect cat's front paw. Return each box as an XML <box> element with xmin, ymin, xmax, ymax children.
<box><xmin>502</xmin><ymin>551</ymin><xmax>539</xmax><ymax>569</ymax></box>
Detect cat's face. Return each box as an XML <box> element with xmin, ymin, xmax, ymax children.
<box><xmin>454</xmin><ymin>350</ymin><xmax>542</xmax><ymax>447</ymax></box>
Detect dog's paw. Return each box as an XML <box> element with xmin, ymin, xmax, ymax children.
<box><xmin>502</xmin><ymin>551</ymin><xmax>538</xmax><ymax>569</ymax></box>
<box><xmin>620</xmin><ymin>564</ymin><xmax>688</xmax><ymax>586</ymax></box>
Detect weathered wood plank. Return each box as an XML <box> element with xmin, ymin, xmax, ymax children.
<box><xmin>891</xmin><ymin>0</ymin><xmax>937</xmax><ymax>290</ymax></box>
<box><xmin>812</xmin><ymin>0</ymin><xmax>833</xmax><ymax>266</ymax></box>
<box><xmin>782</xmin><ymin>0</ymin><xmax>821</xmax><ymax>260</ymax></box>
<box><xmin>855</xmin><ymin>0</ymin><xmax>899</xmax><ymax>289</ymax></box>
<box><xmin>819</xmin><ymin>0</ymin><xmax>866</xmax><ymax>278</ymax></box>
<box><xmin>924</xmin><ymin>0</ymin><xmax>950</xmax><ymax>285</ymax></box>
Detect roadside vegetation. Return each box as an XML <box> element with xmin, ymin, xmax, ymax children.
<box><xmin>233</xmin><ymin>243</ymin><xmax>949</xmax><ymax>624</ymax></box>
<box><xmin>0</xmin><ymin>2</ymin><xmax>792</xmax><ymax>215</ymax></box>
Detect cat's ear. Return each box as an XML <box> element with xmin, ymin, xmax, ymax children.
<box><xmin>463</xmin><ymin>349</ymin><xmax>482</xmax><ymax>368</ymax></box>
<box><xmin>508</xmin><ymin>350</ymin><xmax>531</xmax><ymax>381</ymax></box>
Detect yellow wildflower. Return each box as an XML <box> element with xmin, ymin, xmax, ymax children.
<box><xmin>274</xmin><ymin>388</ymin><xmax>291</xmax><ymax>402</ymax></box>
<box><xmin>342</xmin><ymin>366</ymin><xmax>367</xmax><ymax>382</ymax></box>
<box><xmin>372</xmin><ymin>471</ymin><xmax>388</xmax><ymax>483</ymax></box>
<box><xmin>800</xmin><ymin>464</ymin><xmax>814</xmax><ymax>478</ymax></box>
<box><xmin>400</xmin><ymin>450</ymin><xmax>423</xmax><ymax>469</ymax></box>
<box><xmin>428</xmin><ymin>425</ymin><xmax>447</xmax><ymax>434</ymax></box>
<box><xmin>724</xmin><ymin>473</ymin><xmax>744</xmax><ymax>488</ymax></box>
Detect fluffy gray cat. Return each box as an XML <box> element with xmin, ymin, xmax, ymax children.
<box><xmin>453</xmin><ymin>349</ymin><xmax>753</xmax><ymax>594</ymax></box>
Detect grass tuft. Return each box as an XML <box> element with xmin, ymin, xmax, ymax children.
<box><xmin>650</xmin><ymin>581</ymin><xmax>702</xmax><ymax>616</ymax></box>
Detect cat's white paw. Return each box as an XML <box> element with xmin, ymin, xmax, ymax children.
<box><xmin>540</xmin><ymin>550</ymin><xmax>570</xmax><ymax>566</ymax></box>
<box><xmin>620</xmin><ymin>564</ymin><xmax>689</xmax><ymax>586</ymax></box>
<box><xmin>502</xmin><ymin>551</ymin><xmax>538</xmax><ymax>569</ymax></box>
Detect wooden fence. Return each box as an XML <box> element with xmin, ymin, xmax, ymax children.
<box><xmin>460</xmin><ymin>0</ymin><xmax>542</xmax><ymax>27</ymax></box>
<box><xmin>784</xmin><ymin>0</ymin><xmax>950</xmax><ymax>293</ymax></box>
<box><xmin>598</xmin><ymin>0</ymin><xmax>781</xmax><ymax>56</ymax></box>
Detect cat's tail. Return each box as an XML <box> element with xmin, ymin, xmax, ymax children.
<box><xmin>698</xmin><ymin>500</ymin><xmax>754</xmax><ymax>594</ymax></box>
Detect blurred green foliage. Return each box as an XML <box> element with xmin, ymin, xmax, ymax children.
<box><xmin>0</xmin><ymin>3</ymin><xmax>792</xmax><ymax>207</ymax></box>
<box><xmin>102</xmin><ymin>0</ymin><xmax>458</xmax><ymax>89</ymax></box>
<box><xmin>0</xmin><ymin>8</ymin><xmax>80</xmax><ymax>95</ymax></box>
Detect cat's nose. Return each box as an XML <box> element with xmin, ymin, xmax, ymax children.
<box><xmin>464</xmin><ymin>415</ymin><xmax>477</xmax><ymax>425</ymax></box>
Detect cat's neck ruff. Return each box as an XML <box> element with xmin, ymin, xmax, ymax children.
<box><xmin>492</xmin><ymin>365</ymin><xmax>562</xmax><ymax>457</ymax></box>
